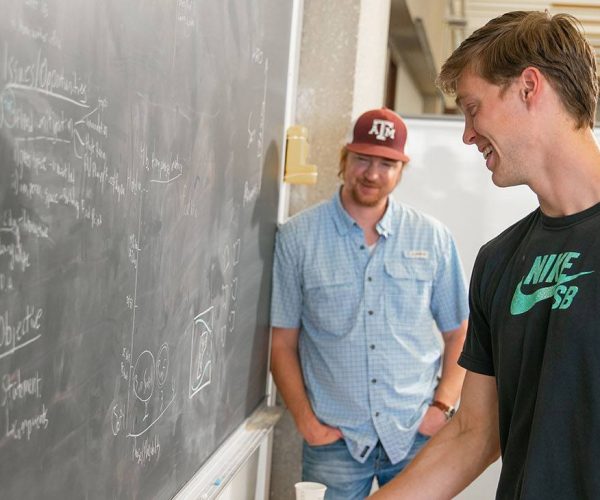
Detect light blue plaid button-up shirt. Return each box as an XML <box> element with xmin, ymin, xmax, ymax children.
<box><xmin>271</xmin><ymin>190</ymin><xmax>469</xmax><ymax>464</ymax></box>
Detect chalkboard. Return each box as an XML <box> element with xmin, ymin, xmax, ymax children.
<box><xmin>0</xmin><ymin>1</ymin><xmax>293</xmax><ymax>499</ymax></box>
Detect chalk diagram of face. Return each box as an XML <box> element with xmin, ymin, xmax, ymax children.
<box><xmin>133</xmin><ymin>350</ymin><xmax>156</xmax><ymax>422</ymax></box>
<box><xmin>156</xmin><ymin>343</ymin><xmax>169</xmax><ymax>387</ymax></box>
<box><xmin>129</xmin><ymin>342</ymin><xmax>175</xmax><ymax>434</ymax></box>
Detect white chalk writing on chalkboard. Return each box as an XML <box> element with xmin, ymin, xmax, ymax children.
<box><xmin>2</xmin><ymin>366</ymin><xmax>47</xmax><ymax>442</ymax></box>
<box><xmin>213</xmin><ymin>239</ymin><xmax>241</xmax><ymax>348</ymax></box>
<box><xmin>138</xmin><ymin>141</ymin><xmax>185</xmax><ymax>184</ymax></box>
<box><xmin>243</xmin><ymin>180</ymin><xmax>260</xmax><ymax>206</ymax></box>
<box><xmin>10</xmin><ymin>15</ymin><xmax>62</xmax><ymax>49</ymax></box>
<box><xmin>176</xmin><ymin>0</ymin><xmax>195</xmax><ymax>31</ymax></box>
<box><xmin>128</xmin><ymin>342</ymin><xmax>176</xmax><ymax>437</ymax></box>
<box><xmin>243</xmin><ymin>53</ymin><xmax>270</xmax><ymax>207</ymax></box>
<box><xmin>0</xmin><ymin>306</ymin><xmax>43</xmax><ymax>360</ymax></box>
<box><xmin>4</xmin><ymin>46</ymin><xmax>88</xmax><ymax>105</ymax></box>
<box><xmin>23</xmin><ymin>0</ymin><xmax>49</xmax><ymax>18</ymax></box>
<box><xmin>0</xmin><ymin>274</ymin><xmax>14</xmax><ymax>292</ymax></box>
<box><xmin>5</xmin><ymin>403</ymin><xmax>48</xmax><ymax>440</ymax></box>
<box><xmin>0</xmin><ymin>210</ymin><xmax>46</xmax><ymax>291</ymax></box>
<box><xmin>189</xmin><ymin>306</ymin><xmax>213</xmax><ymax>398</ymax></box>
<box><xmin>1</xmin><ymin>369</ymin><xmax>42</xmax><ymax>406</ymax></box>
<box><xmin>129</xmin><ymin>234</ymin><xmax>141</xmax><ymax>269</ymax></box>
<box><xmin>127</xmin><ymin>390</ymin><xmax>176</xmax><ymax>439</ymax></box>
<box><xmin>111</xmin><ymin>402</ymin><xmax>125</xmax><ymax>436</ymax></box>
<box><xmin>1</xmin><ymin>65</ymin><xmax>125</xmax><ymax>242</ymax></box>
<box><xmin>0</xmin><ymin>219</ymin><xmax>31</xmax><ymax>273</ymax></box>
<box><xmin>133</xmin><ymin>350</ymin><xmax>155</xmax><ymax>404</ymax></box>
<box><xmin>133</xmin><ymin>434</ymin><xmax>161</xmax><ymax>466</ymax></box>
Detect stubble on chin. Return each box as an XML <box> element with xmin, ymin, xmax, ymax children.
<box><xmin>350</xmin><ymin>185</ymin><xmax>381</xmax><ymax>207</ymax></box>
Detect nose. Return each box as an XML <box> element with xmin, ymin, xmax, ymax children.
<box><xmin>364</xmin><ymin>160</ymin><xmax>380</xmax><ymax>178</ymax></box>
<box><xmin>462</xmin><ymin>118</ymin><xmax>476</xmax><ymax>145</ymax></box>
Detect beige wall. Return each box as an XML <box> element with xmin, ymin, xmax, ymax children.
<box><xmin>406</xmin><ymin>0</ymin><xmax>447</xmax><ymax>71</ymax></box>
<box><xmin>354</xmin><ymin>0</ymin><xmax>392</xmax><ymax>115</ymax></box>
<box><xmin>290</xmin><ymin>0</ymin><xmax>391</xmax><ymax>215</ymax></box>
<box><xmin>394</xmin><ymin>55</ymin><xmax>424</xmax><ymax>115</ymax></box>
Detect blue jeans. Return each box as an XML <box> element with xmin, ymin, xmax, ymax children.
<box><xmin>302</xmin><ymin>433</ymin><xmax>429</xmax><ymax>500</ymax></box>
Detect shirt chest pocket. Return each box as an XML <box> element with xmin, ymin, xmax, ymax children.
<box><xmin>303</xmin><ymin>269</ymin><xmax>359</xmax><ymax>336</ymax></box>
<box><xmin>384</xmin><ymin>260</ymin><xmax>434</xmax><ymax>328</ymax></box>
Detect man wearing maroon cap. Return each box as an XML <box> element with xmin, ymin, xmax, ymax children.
<box><xmin>270</xmin><ymin>108</ymin><xmax>468</xmax><ymax>499</ymax></box>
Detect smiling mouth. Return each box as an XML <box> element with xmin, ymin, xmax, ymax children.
<box><xmin>359</xmin><ymin>182</ymin><xmax>379</xmax><ymax>190</ymax></box>
<box><xmin>482</xmin><ymin>145</ymin><xmax>493</xmax><ymax>160</ymax></box>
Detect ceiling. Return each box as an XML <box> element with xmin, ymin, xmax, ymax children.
<box><xmin>389</xmin><ymin>0</ymin><xmax>600</xmax><ymax>113</ymax></box>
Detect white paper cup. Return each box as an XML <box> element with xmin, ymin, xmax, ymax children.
<box><xmin>295</xmin><ymin>481</ymin><xmax>327</xmax><ymax>500</ymax></box>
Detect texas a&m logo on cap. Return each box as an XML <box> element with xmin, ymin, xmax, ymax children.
<box><xmin>346</xmin><ymin>108</ymin><xmax>409</xmax><ymax>162</ymax></box>
<box><xmin>368</xmin><ymin>119</ymin><xmax>396</xmax><ymax>141</ymax></box>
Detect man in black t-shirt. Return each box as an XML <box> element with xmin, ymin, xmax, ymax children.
<box><xmin>371</xmin><ymin>10</ymin><xmax>600</xmax><ymax>500</ymax></box>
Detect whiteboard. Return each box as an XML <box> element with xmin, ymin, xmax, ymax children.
<box><xmin>394</xmin><ymin>116</ymin><xmax>539</xmax><ymax>276</ymax></box>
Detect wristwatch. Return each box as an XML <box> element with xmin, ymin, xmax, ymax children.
<box><xmin>430</xmin><ymin>400</ymin><xmax>455</xmax><ymax>421</ymax></box>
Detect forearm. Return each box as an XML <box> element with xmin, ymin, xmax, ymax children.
<box><xmin>371</xmin><ymin>410</ymin><xmax>500</xmax><ymax>499</ymax></box>
<box><xmin>271</xmin><ymin>327</ymin><xmax>343</xmax><ymax>445</ymax></box>
<box><xmin>270</xmin><ymin>335</ymin><xmax>313</xmax><ymax>426</ymax></box>
<box><xmin>371</xmin><ymin>371</ymin><xmax>500</xmax><ymax>499</ymax></box>
<box><xmin>271</xmin><ymin>353</ymin><xmax>315</xmax><ymax>426</ymax></box>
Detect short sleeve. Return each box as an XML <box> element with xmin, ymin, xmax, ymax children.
<box><xmin>458</xmin><ymin>249</ymin><xmax>495</xmax><ymax>375</ymax></box>
<box><xmin>270</xmin><ymin>223</ymin><xmax>303</xmax><ymax>328</ymax></box>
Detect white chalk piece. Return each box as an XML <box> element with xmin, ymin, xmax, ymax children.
<box><xmin>295</xmin><ymin>481</ymin><xmax>327</xmax><ymax>500</ymax></box>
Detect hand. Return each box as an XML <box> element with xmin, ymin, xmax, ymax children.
<box><xmin>298</xmin><ymin>415</ymin><xmax>343</xmax><ymax>446</ymax></box>
<box><xmin>417</xmin><ymin>405</ymin><xmax>448</xmax><ymax>437</ymax></box>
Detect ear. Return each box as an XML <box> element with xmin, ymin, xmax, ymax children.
<box><xmin>518</xmin><ymin>67</ymin><xmax>543</xmax><ymax>103</ymax></box>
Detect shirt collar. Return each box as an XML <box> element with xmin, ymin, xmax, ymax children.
<box><xmin>377</xmin><ymin>197</ymin><xmax>396</xmax><ymax>238</ymax></box>
<box><xmin>331</xmin><ymin>188</ymin><xmax>397</xmax><ymax>239</ymax></box>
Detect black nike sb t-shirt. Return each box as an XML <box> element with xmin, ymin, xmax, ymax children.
<box><xmin>459</xmin><ymin>201</ymin><xmax>600</xmax><ymax>500</ymax></box>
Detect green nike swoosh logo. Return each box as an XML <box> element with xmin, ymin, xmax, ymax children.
<box><xmin>510</xmin><ymin>271</ymin><xmax>594</xmax><ymax>315</ymax></box>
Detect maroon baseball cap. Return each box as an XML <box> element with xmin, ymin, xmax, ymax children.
<box><xmin>346</xmin><ymin>108</ymin><xmax>410</xmax><ymax>162</ymax></box>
